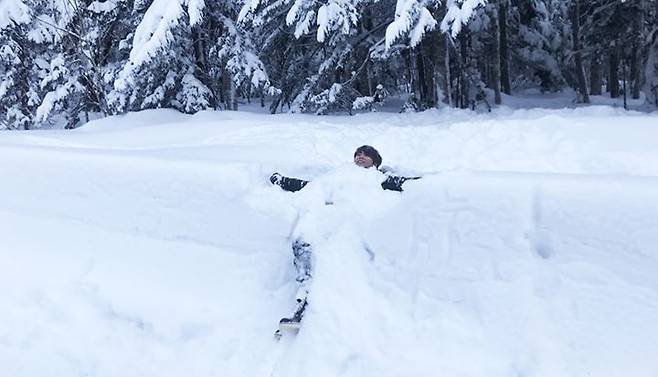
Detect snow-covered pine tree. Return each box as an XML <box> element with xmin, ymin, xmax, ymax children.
<box><xmin>4</xmin><ymin>0</ymin><xmax>658</xmax><ymax>127</ymax></box>
<box><xmin>507</xmin><ymin>0</ymin><xmax>567</xmax><ymax>93</ymax></box>
<box><xmin>1</xmin><ymin>0</ymin><xmax>92</xmax><ymax>129</ymax></box>
<box><xmin>238</xmin><ymin>0</ymin><xmax>317</xmax><ymax>113</ymax></box>
<box><xmin>583</xmin><ymin>0</ymin><xmax>653</xmax><ymax>102</ymax></box>
<box><xmin>108</xmin><ymin>0</ymin><xmax>207</xmax><ymax>113</ymax></box>
<box><xmin>381</xmin><ymin>0</ymin><xmax>490</xmax><ymax>110</ymax></box>
<box><xmin>241</xmin><ymin>0</ymin><xmax>490</xmax><ymax>114</ymax></box>
<box><xmin>0</xmin><ymin>0</ymin><xmax>32</xmax><ymax>129</ymax></box>
<box><xmin>3</xmin><ymin>0</ymin><xmax>133</xmax><ymax>129</ymax></box>
<box><xmin>440</xmin><ymin>1</ymin><xmax>492</xmax><ymax>109</ymax></box>
<box><xmin>28</xmin><ymin>0</ymin><xmax>90</xmax><ymax>128</ymax></box>
<box><xmin>205</xmin><ymin>1</ymin><xmax>272</xmax><ymax>111</ymax></box>
<box><xmin>239</xmin><ymin>0</ymin><xmax>384</xmax><ymax>114</ymax></box>
<box><xmin>382</xmin><ymin>0</ymin><xmax>438</xmax><ymax>110</ymax></box>
<box><xmin>81</xmin><ymin>0</ymin><xmax>137</xmax><ymax>119</ymax></box>
<box><xmin>109</xmin><ymin>0</ymin><xmax>270</xmax><ymax>114</ymax></box>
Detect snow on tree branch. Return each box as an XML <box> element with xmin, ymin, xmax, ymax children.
<box><xmin>115</xmin><ymin>0</ymin><xmax>206</xmax><ymax>92</ymax></box>
<box><xmin>0</xmin><ymin>0</ymin><xmax>30</xmax><ymax>30</ymax></box>
<box><xmin>316</xmin><ymin>1</ymin><xmax>359</xmax><ymax>43</ymax></box>
<box><xmin>385</xmin><ymin>0</ymin><xmax>439</xmax><ymax>49</ymax></box>
<box><xmin>129</xmin><ymin>0</ymin><xmax>185</xmax><ymax>69</ymax></box>
<box><xmin>240</xmin><ymin>0</ymin><xmax>362</xmax><ymax>43</ymax></box>
<box><xmin>237</xmin><ymin>0</ymin><xmax>262</xmax><ymax>23</ymax></box>
<box><xmin>440</xmin><ymin>0</ymin><xmax>486</xmax><ymax>38</ymax></box>
<box><xmin>218</xmin><ymin>16</ymin><xmax>271</xmax><ymax>89</ymax></box>
<box><xmin>87</xmin><ymin>1</ymin><xmax>119</xmax><ymax>14</ymax></box>
<box><xmin>188</xmin><ymin>0</ymin><xmax>205</xmax><ymax>26</ymax></box>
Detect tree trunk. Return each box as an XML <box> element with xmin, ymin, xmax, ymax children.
<box><xmin>222</xmin><ymin>68</ymin><xmax>237</xmax><ymax>110</ymax></box>
<box><xmin>269</xmin><ymin>95</ymin><xmax>281</xmax><ymax>114</ymax></box>
<box><xmin>416</xmin><ymin>49</ymin><xmax>427</xmax><ymax>109</ymax></box>
<box><xmin>403</xmin><ymin>48</ymin><xmax>413</xmax><ymax>95</ymax></box>
<box><xmin>230</xmin><ymin>79</ymin><xmax>238</xmax><ymax>110</ymax></box>
<box><xmin>366</xmin><ymin>63</ymin><xmax>373</xmax><ymax>96</ymax></box>
<box><xmin>623</xmin><ymin>58</ymin><xmax>628</xmax><ymax>109</ymax></box>
<box><xmin>403</xmin><ymin>48</ymin><xmax>418</xmax><ymax>107</ymax></box>
<box><xmin>444</xmin><ymin>34</ymin><xmax>453</xmax><ymax>107</ymax></box>
<box><xmin>609</xmin><ymin>43</ymin><xmax>620</xmax><ymax>98</ymax></box>
<box><xmin>631</xmin><ymin>1</ymin><xmax>646</xmax><ymax>100</ymax></box>
<box><xmin>429</xmin><ymin>35</ymin><xmax>441</xmax><ymax>107</ymax></box>
<box><xmin>418</xmin><ymin>36</ymin><xmax>439</xmax><ymax>108</ymax></box>
<box><xmin>630</xmin><ymin>46</ymin><xmax>641</xmax><ymax>99</ymax></box>
<box><xmin>193</xmin><ymin>26</ymin><xmax>206</xmax><ymax>72</ymax></box>
<box><xmin>490</xmin><ymin>1</ymin><xmax>502</xmax><ymax>105</ymax></box>
<box><xmin>427</xmin><ymin>56</ymin><xmax>437</xmax><ymax>107</ymax></box>
<box><xmin>589</xmin><ymin>56</ymin><xmax>602</xmax><ymax>95</ymax></box>
<box><xmin>571</xmin><ymin>0</ymin><xmax>590</xmax><ymax>103</ymax></box>
<box><xmin>499</xmin><ymin>0</ymin><xmax>511</xmax><ymax>95</ymax></box>
<box><xmin>644</xmin><ymin>29</ymin><xmax>658</xmax><ymax>106</ymax></box>
<box><xmin>458</xmin><ymin>30</ymin><xmax>470</xmax><ymax>109</ymax></box>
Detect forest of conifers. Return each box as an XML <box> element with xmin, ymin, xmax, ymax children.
<box><xmin>1</xmin><ymin>0</ymin><xmax>658</xmax><ymax>129</ymax></box>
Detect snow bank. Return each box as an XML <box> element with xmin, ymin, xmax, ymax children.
<box><xmin>1</xmin><ymin>107</ymin><xmax>658</xmax><ymax>377</ymax></box>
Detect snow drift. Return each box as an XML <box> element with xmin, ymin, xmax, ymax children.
<box><xmin>1</xmin><ymin>107</ymin><xmax>658</xmax><ymax>377</ymax></box>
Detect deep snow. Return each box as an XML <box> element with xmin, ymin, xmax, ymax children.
<box><xmin>1</xmin><ymin>106</ymin><xmax>658</xmax><ymax>377</ymax></box>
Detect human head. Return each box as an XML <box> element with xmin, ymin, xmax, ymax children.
<box><xmin>353</xmin><ymin>145</ymin><xmax>382</xmax><ymax>169</ymax></box>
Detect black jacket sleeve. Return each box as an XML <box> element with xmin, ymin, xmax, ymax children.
<box><xmin>271</xmin><ymin>172</ymin><xmax>419</xmax><ymax>193</ymax></box>
<box><xmin>271</xmin><ymin>173</ymin><xmax>309</xmax><ymax>192</ymax></box>
<box><xmin>381</xmin><ymin>175</ymin><xmax>421</xmax><ymax>192</ymax></box>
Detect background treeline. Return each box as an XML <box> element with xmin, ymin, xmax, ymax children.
<box><xmin>1</xmin><ymin>0</ymin><xmax>658</xmax><ymax>129</ymax></box>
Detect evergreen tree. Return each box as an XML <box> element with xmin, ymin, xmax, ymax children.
<box><xmin>4</xmin><ymin>0</ymin><xmax>658</xmax><ymax>129</ymax></box>
<box><xmin>0</xmin><ymin>0</ymin><xmax>32</xmax><ymax>129</ymax></box>
<box><xmin>109</xmin><ymin>0</ymin><xmax>206</xmax><ymax>113</ymax></box>
<box><xmin>240</xmin><ymin>0</ymin><xmax>389</xmax><ymax>114</ymax></box>
<box><xmin>582</xmin><ymin>0</ymin><xmax>653</xmax><ymax>101</ymax></box>
<box><xmin>509</xmin><ymin>0</ymin><xmax>567</xmax><ymax>92</ymax></box>
<box><xmin>209</xmin><ymin>1</ymin><xmax>273</xmax><ymax>111</ymax></box>
<box><xmin>108</xmin><ymin>0</ymin><xmax>270</xmax><ymax>114</ymax></box>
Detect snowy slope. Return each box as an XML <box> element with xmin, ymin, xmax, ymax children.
<box><xmin>1</xmin><ymin>107</ymin><xmax>658</xmax><ymax>377</ymax></box>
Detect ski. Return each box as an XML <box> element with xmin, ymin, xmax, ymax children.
<box><xmin>274</xmin><ymin>299</ymin><xmax>307</xmax><ymax>340</ymax></box>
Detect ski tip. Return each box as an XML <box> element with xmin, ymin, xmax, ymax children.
<box><xmin>276</xmin><ymin>320</ymin><xmax>302</xmax><ymax>340</ymax></box>
<box><xmin>278</xmin><ymin>322</ymin><xmax>302</xmax><ymax>332</ymax></box>
<box><xmin>273</xmin><ymin>326</ymin><xmax>300</xmax><ymax>341</ymax></box>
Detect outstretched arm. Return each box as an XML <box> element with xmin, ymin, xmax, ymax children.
<box><xmin>270</xmin><ymin>173</ymin><xmax>309</xmax><ymax>192</ymax></box>
<box><xmin>381</xmin><ymin>175</ymin><xmax>421</xmax><ymax>192</ymax></box>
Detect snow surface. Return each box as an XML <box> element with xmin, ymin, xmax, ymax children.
<box><xmin>2</xmin><ymin>107</ymin><xmax>658</xmax><ymax>377</ymax></box>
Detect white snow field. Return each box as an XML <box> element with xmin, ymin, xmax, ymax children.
<box><xmin>2</xmin><ymin>106</ymin><xmax>658</xmax><ymax>377</ymax></box>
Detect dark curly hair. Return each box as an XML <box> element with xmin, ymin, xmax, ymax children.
<box><xmin>354</xmin><ymin>145</ymin><xmax>382</xmax><ymax>167</ymax></box>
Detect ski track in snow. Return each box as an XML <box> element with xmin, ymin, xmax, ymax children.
<box><xmin>2</xmin><ymin>107</ymin><xmax>658</xmax><ymax>377</ymax></box>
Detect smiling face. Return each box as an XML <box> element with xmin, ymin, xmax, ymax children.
<box><xmin>354</xmin><ymin>151</ymin><xmax>375</xmax><ymax>168</ymax></box>
<box><xmin>353</xmin><ymin>145</ymin><xmax>382</xmax><ymax>169</ymax></box>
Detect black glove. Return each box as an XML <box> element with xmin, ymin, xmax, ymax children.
<box><xmin>270</xmin><ymin>172</ymin><xmax>282</xmax><ymax>185</ymax></box>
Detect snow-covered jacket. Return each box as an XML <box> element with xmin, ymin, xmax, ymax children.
<box><xmin>270</xmin><ymin>170</ymin><xmax>420</xmax><ymax>193</ymax></box>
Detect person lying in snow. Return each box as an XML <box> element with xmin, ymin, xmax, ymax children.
<box><xmin>270</xmin><ymin>145</ymin><xmax>420</xmax><ymax>336</ymax></box>
<box><xmin>270</xmin><ymin>145</ymin><xmax>419</xmax><ymax>193</ymax></box>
